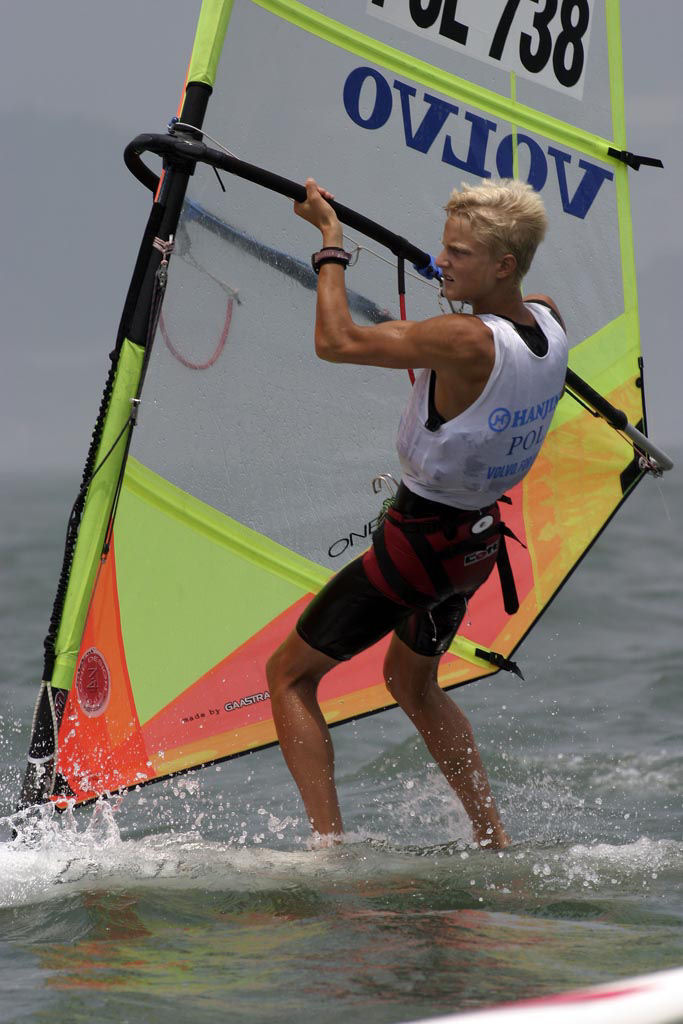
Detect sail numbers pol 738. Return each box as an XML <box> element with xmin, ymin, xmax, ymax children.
<box><xmin>368</xmin><ymin>0</ymin><xmax>595</xmax><ymax>99</ymax></box>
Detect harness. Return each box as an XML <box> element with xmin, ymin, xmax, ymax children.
<box><xmin>369</xmin><ymin>485</ymin><xmax>525</xmax><ymax>678</ymax></box>
<box><xmin>373</xmin><ymin>487</ymin><xmax>524</xmax><ymax>614</ymax></box>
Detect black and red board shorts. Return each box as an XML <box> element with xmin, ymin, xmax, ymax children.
<box><xmin>296</xmin><ymin>483</ymin><xmax>502</xmax><ymax>661</ymax></box>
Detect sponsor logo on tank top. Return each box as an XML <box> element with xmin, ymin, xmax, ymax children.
<box><xmin>485</xmin><ymin>388</ymin><xmax>564</xmax><ymax>479</ymax></box>
<box><xmin>488</xmin><ymin>390</ymin><xmax>563</xmax><ymax>433</ymax></box>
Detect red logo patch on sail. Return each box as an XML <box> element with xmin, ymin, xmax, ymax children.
<box><xmin>76</xmin><ymin>647</ymin><xmax>111</xmax><ymax>717</ymax></box>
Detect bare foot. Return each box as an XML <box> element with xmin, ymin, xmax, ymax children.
<box><xmin>307</xmin><ymin>831</ymin><xmax>344</xmax><ymax>849</ymax></box>
<box><xmin>475</xmin><ymin>826</ymin><xmax>511</xmax><ymax>850</ymax></box>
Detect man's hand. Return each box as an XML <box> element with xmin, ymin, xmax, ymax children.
<box><xmin>294</xmin><ymin>178</ymin><xmax>344</xmax><ymax>247</ymax></box>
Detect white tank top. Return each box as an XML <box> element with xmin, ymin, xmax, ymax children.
<box><xmin>396</xmin><ymin>302</ymin><xmax>569</xmax><ymax>509</ymax></box>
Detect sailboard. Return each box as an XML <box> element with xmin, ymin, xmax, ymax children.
<box><xmin>403</xmin><ymin>965</ymin><xmax>683</xmax><ymax>1024</ymax></box>
<box><xmin>19</xmin><ymin>0</ymin><xmax>673</xmax><ymax>810</ymax></box>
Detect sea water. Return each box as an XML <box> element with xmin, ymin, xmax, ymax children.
<box><xmin>0</xmin><ymin>462</ymin><xmax>681</xmax><ymax>1024</ymax></box>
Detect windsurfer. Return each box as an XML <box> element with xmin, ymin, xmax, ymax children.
<box><xmin>266</xmin><ymin>178</ymin><xmax>568</xmax><ymax>849</ymax></box>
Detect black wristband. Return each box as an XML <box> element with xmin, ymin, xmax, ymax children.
<box><xmin>312</xmin><ymin>247</ymin><xmax>352</xmax><ymax>274</ymax></box>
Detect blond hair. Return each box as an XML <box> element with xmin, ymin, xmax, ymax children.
<box><xmin>445</xmin><ymin>179</ymin><xmax>547</xmax><ymax>281</ymax></box>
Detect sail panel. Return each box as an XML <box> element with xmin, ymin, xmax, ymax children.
<box><xmin>116</xmin><ymin>457</ymin><xmax>325</xmax><ymax>725</ymax></box>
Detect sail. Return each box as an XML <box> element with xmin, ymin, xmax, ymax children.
<box><xmin>21</xmin><ymin>0</ymin><xmax>665</xmax><ymax>807</ymax></box>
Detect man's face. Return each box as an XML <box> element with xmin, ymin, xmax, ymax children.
<box><xmin>436</xmin><ymin>216</ymin><xmax>501</xmax><ymax>307</ymax></box>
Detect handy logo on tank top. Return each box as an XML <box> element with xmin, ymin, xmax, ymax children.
<box><xmin>488</xmin><ymin>391</ymin><xmax>563</xmax><ymax>434</ymax></box>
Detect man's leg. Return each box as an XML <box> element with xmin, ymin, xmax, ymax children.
<box><xmin>266</xmin><ymin>630</ymin><xmax>343</xmax><ymax>837</ymax></box>
<box><xmin>268</xmin><ymin>556</ymin><xmax>407</xmax><ymax>837</ymax></box>
<box><xmin>383</xmin><ymin>632</ymin><xmax>509</xmax><ymax>849</ymax></box>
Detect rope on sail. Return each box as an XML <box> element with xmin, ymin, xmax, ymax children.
<box><xmin>159</xmin><ymin>302</ymin><xmax>234</xmax><ymax>370</ymax></box>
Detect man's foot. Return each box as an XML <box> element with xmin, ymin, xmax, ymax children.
<box><xmin>307</xmin><ymin>831</ymin><xmax>344</xmax><ymax>849</ymax></box>
<box><xmin>475</xmin><ymin>825</ymin><xmax>510</xmax><ymax>850</ymax></box>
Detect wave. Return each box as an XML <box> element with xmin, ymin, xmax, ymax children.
<box><xmin>1</xmin><ymin>798</ymin><xmax>681</xmax><ymax>915</ymax></box>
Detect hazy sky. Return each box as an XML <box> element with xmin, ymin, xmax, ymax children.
<box><xmin>1</xmin><ymin>1</ymin><xmax>680</xmax><ymax>479</ymax></box>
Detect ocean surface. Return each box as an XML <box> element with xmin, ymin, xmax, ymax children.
<box><xmin>1</xmin><ymin>460</ymin><xmax>681</xmax><ymax>1024</ymax></box>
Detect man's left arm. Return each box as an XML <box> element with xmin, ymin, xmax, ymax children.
<box><xmin>524</xmin><ymin>293</ymin><xmax>565</xmax><ymax>331</ymax></box>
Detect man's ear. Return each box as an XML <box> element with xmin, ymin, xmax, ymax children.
<box><xmin>497</xmin><ymin>254</ymin><xmax>517</xmax><ymax>280</ymax></box>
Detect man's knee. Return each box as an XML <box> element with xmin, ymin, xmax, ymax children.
<box><xmin>265</xmin><ymin>645</ymin><xmax>286</xmax><ymax>692</ymax></box>
<box><xmin>266</xmin><ymin>644</ymin><xmax>301</xmax><ymax>695</ymax></box>
<box><xmin>383</xmin><ymin>648</ymin><xmax>435</xmax><ymax>710</ymax></box>
<box><xmin>266</xmin><ymin>635</ymin><xmax>328</xmax><ymax>697</ymax></box>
